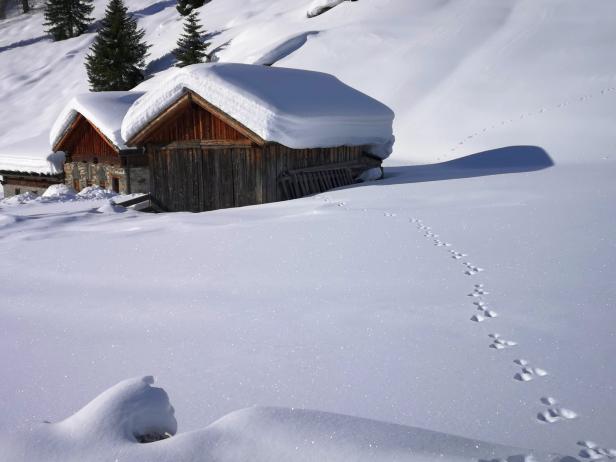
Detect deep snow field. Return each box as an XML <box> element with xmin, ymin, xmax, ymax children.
<box><xmin>1</xmin><ymin>0</ymin><xmax>616</xmax><ymax>460</ymax></box>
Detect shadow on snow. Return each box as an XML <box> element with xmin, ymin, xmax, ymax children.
<box><xmin>382</xmin><ymin>145</ymin><xmax>554</xmax><ymax>184</ymax></box>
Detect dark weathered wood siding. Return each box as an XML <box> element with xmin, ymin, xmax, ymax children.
<box><xmin>141</xmin><ymin>101</ymin><xmax>251</xmax><ymax>145</ymax></box>
<box><xmin>134</xmin><ymin>90</ymin><xmax>382</xmax><ymax>212</ymax></box>
<box><xmin>59</xmin><ymin>116</ymin><xmax>119</xmax><ymax>163</ymax></box>
<box><xmin>1</xmin><ymin>175</ymin><xmax>62</xmax><ymax>188</ymax></box>
<box><xmin>148</xmin><ymin>142</ymin><xmax>373</xmax><ymax>212</ymax></box>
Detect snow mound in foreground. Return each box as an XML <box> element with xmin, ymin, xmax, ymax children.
<box><xmin>0</xmin><ymin>191</ymin><xmax>39</xmax><ymax>205</ymax></box>
<box><xmin>122</xmin><ymin>63</ymin><xmax>395</xmax><ymax>158</ymax></box>
<box><xmin>42</xmin><ymin>184</ymin><xmax>77</xmax><ymax>200</ymax></box>
<box><xmin>1</xmin><ymin>376</ymin><xmax>577</xmax><ymax>462</ymax></box>
<box><xmin>77</xmin><ymin>186</ymin><xmax>117</xmax><ymax>200</ymax></box>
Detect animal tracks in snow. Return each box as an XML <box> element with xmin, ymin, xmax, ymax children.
<box><xmin>449</xmin><ymin>250</ymin><xmax>467</xmax><ymax>259</ymax></box>
<box><xmin>407</xmin><ymin>215</ymin><xmax>589</xmax><ymax>437</ymax></box>
<box><xmin>468</xmin><ymin>286</ymin><xmax>489</xmax><ymax>297</ymax></box>
<box><xmin>536</xmin><ymin>396</ymin><xmax>578</xmax><ymax>424</ymax></box>
<box><xmin>449</xmin><ymin>85</ymin><xmax>616</xmax><ymax>154</ymax></box>
<box><xmin>463</xmin><ymin>262</ymin><xmax>484</xmax><ymax>276</ymax></box>
<box><xmin>577</xmin><ymin>441</ymin><xmax>616</xmax><ymax>460</ymax></box>
<box><xmin>513</xmin><ymin>359</ymin><xmax>548</xmax><ymax>382</ymax></box>
<box><xmin>488</xmin><ymin>333</ymin><xmax>516</xmax><ymax>349</ymax></box>
<box><xmin>471</xmin><ymin>301</ymin><xmax>498</xmax><ymax>322</ymax></box>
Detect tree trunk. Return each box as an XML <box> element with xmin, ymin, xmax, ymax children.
<box><xmin>0</xmin><ymin>0</ymin><xmax>8</xmax><ymax>19</ymax></box>
<box><xmin>21</xmin><ymin>0</ymin><xmax>29</xmax><ymax>14</ymax></box>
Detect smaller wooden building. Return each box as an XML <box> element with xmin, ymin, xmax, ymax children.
<box><xmin>0</xmin><ymin>151</ymin><xmax>65</xmax><ymax>198</ymax></box>
<box><xmin>121</xmin><ymin>63</ymin><xmax>394</xmax><ymax>212</ymax></box>
<box><xmin>50</xmin><ymin>92</ymin><xmax>148</xmax><ymax>194</ymax></box>
<box><xmin>1</xmin><ymin>171</ymin><xmax>64</xmax><ymax>197</ymax></box>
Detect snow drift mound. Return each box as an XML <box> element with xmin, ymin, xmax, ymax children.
<box><xmin>77</xmin><ymin>186</ymin><xmax>117</xmax><ymax>200</ymax></box>
<box><xmin>0</xmin><ymin>376</ymin><xmax>579</xmax><ymax>462</ymax></box>
<box><xmin>56</xmin><ymin>376</ymin><xmax>177</xmax><ymax>442</ymax></box>
<box><xmin>42</xmin><ymin>184</ymin><xmax>77</xmax><ymax>200</ymax></box>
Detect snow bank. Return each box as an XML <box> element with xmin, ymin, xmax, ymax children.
<box><xmin>77</xmin><ymin>186</ymin><xmax>117</xmax><ymax>200</ymax></box>
<box><xmin>50</xmin><ymin>91</ymin><xmax>145</xmax><ymax>150</ymax></box>
<box><xmin>0</xmin><ymin>376</ymin><xmax>569</xmax><ymax>462</ymax></box>
<box><xmin>96</xmin><ymin>201</ymin><xmax>126</xmax><ymax>213</ymax></box>
<box><xmin>42</xmin><ymin>183</ymin><xmax>77</xmax><ymax>200</ymax></box>
<box><xmin>0</xmin><ymin>191</ymin><xmax>38</xmax><ymax>205</ymax></box>
<box><xmin>122</xmin><ymin>63</ymin><xmax>395</xmax><ymax>158</ymax></box>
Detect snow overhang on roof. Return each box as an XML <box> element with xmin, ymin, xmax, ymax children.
<box><xmin>0</xmin><ymin>151</ymin><xmax>65</xmax><ymax>176</ymax></box>
<box><xmin>122</xmin><ymin>63</ymin><xmax>395</xmax><ymax>158</ymax></box>
<box><xmin>50</xmin><ymin>91</ymin><xmax>145</xmax><ymax>151</ymax></box>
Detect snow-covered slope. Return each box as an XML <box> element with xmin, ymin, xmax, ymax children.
<box><xmin>2</xmin><ymin>0</ymin><xmax>615</xmax><ymax>167</ymax></box>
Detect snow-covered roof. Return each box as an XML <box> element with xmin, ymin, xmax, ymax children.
<box><xmin>122</xmin><ymin>63</ymin><xmax>395</xmax><ymax>158</ymax></box>
<box><xmin>0</xmin><ymin>151</ymin><xmax>65</xmax><ymax>176</ymax></box>
<box><xmin>50</xmin><ymin>91</ymin><xmax>145</xmax><ymax>151</ymax></box>
<box><xmin>0</xmin><ymin>134</ymin><xmax>65</xmax><ymax>175</ymax></box>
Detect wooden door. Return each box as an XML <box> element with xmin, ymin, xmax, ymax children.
<box><xmin>149</xmin><ymin>145</ymin><xmax>262</xmax><ymax>212</ymax></box>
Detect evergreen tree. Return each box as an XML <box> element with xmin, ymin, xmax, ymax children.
<box><xmin>173</xmin><ymin>10</ymin><xmax>209</xmax><ymax>68</ymax></box>
<box><xmin>44</xmin><ymin>0</ymin><xmax>94</xmax><ymax>41</ymax></box>
<box><xmin>176</xmin><ymin>0</ymin><xmax>204</xmax><ymax>16</ymax></box>
<box><xmin>85</xmin><ymin>0</ymin><xmax>150</xmax><ymax>91</ymax></box>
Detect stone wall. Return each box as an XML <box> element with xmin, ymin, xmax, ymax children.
<box><xmin>64</xmin><ymin>161</ymin><xmax>150</xmax><ymax>194</ymax></box>
<box><xmin>2</xmin><ymin>182</ymin><xmax>50</xmax><ymax>197</ymax></box>
<box><xmin>1</xmin><ymin>175</ymin><xmax>63</xmax><ymax>198</ymax></box>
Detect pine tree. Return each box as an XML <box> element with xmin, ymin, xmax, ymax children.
<box><xmin>44</xmin><ymin>0</ymin><xmax>94</xmax><ymax>41</ymax></box>
<box><xmin>85</xmin><ymin>0</ymin><xmax>150</xmax><ymax>91</ymax></box>
<box><xmin>173</xmin><ymin>10</ymin><xmax>209</xmax><ymax>68</ymax></box>
<box><xmin>176</xmin><ymin>0</ymin><xmax>204</xmax><ymax>16</ymax></box>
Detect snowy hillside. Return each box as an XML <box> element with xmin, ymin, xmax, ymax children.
<box><xmin>1</xmin><ymin>0</ymin><xmax>616</xmax><ymax>461</ymax></box>
<box><xmin>2</xmin><ymin>0</ymin><xmax>615</xmax><ymax>165</ymax></box>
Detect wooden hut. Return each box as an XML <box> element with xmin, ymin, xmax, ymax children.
<box><xmin>0</xmin><ymin>151</ymin><xmax>65</xmax><ymax>198</ymax></box>
<box><xmin>50</xmin><ymin>91</ymin><xmax>148</xmax><ymax>194</ymax></box>
<box><xmin>0</xmin><ymin>170</ymin><xmax>63</xmax><ymax>197</ymax></box>
<box><xmin>122</xmin><ymin>63</ymin><xmax>394</xmax><ymax>212</ymax></box>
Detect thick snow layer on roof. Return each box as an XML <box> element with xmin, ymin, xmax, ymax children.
<box><xmin>0</xmin><ymin>134</ymin><xmax>65</xmax><ymax>175</ymax></box>
<box><xmin>50</xmin><ymin>91</ymin><xmax>145</xmax><ymax>151</ymax></box>
<box><xmin>122</xmin><ymin>63</ymin><xmax>395</xmax><ymax>157</ymax></box>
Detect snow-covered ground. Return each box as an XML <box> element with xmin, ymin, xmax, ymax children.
<box><xmin>1</xmin><ymin>0</ymin><xmax>616</xmax><ymax>460</ymax></box>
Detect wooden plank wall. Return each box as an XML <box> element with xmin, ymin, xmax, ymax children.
<box><xmin>62</xmin><ymin>118</ymin><xmax>118</xmax><ymax>163</ymax></box>
<box><xmin>1</xmin><ymin>176</ymin><xmax>62</xmax><ymax>188</ymax></box>
<box><xmin>149</xmin><ymin>143</ymin><xmax>371</xmax><ymax>212</ymax></box>
<box><xmin>144</xmin><ymin>101</ymin><xmax>250</xmax><ymax>144</ymax></box>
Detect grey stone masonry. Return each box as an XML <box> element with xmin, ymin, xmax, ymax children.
<box><xmin>2</xmin><ymin>182</ymin><xmax>49</xmax><ymax>197</ymax></box>
<box><xmin>64</xmin><ymin>161</ymin><xmax>150</xmax><ymax>194</ymax></box>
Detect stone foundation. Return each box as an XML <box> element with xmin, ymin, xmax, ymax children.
<box><xmin>64</xmin><ymin>162</ymin><xmax>149</xmax><ymax>194</ymax></box>
<box><xmin>2</xmin><ymin>182</ymin><xmax>49</xmax><ymax>197</ymax></box>
<box><xmin>1</xmin><ymin>175</ymin><xmax>63</xmax><ymax>198</ymax></box>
